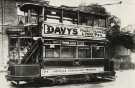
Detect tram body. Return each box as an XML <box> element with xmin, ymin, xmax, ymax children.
<box><xmin>6</xmin><ymin>3</ymin><xmax>115</xmax><ymax>84</ymax></box>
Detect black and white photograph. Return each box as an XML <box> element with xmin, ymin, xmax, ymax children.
<box><xmin>0</xmin><ymin>0</ymin><xmax>135</xmax><ymax>88</ymax></box>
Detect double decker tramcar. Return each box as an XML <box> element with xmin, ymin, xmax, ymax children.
<box><xmin>6</xmin><ymin>3</ymin><xmax>115</xmax><ymax>84</ymax></box>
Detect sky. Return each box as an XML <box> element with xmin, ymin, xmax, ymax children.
<box><xmin>49</xmin><ymin>0</ymin><xmax>135</xmax><ymax>28</ymax></box>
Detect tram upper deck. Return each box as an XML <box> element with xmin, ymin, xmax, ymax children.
<box><xmin>7</xmin><ymin>3</ymin><xmax>109</xmax><ymax>38</ymax></box>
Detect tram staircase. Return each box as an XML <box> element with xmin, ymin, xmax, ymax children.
<box><xmin>21</xmin><ymin>39</ymin><xmax>42</xmax><ymax>64</ymax></box>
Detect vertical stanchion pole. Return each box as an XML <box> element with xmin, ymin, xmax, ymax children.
<box><xmin>77</xmin><ymin>10</ymin><xmax>80</xmax><ymax>25</ymax></box>
<box><xmin>1</xmin><ymin>0</ymin><xmax>5</xmax><ymax>66</ymax></box>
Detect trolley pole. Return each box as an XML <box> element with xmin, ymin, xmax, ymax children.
<box><xmin>1</xmin><ymin>0</ymin><xmax>5</xmax><ymax>66</ymax></box>
<box><xmin>101</xmin><ymin>1</ymin><xmax>122</xmax><ymax>6</ymax></box>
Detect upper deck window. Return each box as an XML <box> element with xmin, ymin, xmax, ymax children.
<box><xmin>94</xmin><ymin>18</ymin><xmax>99</xmax><ymax>27</ymax></box>
<box><xmin>93</xmin><ymin>17</ymin><xmax>106</xmax><ymax>27</ymax></box>
<box><xmin>20</xmin><ymin>4</ymin><xmax>42</xmax><ymax>25</ymax></box>
<box><xmin>87</xmin><ymin>16</ymin><xmax>93</xmax><ymax>26</ymax></box>
<box><xmin>44</xmin><ymin>7</ymin><xmax>77</xmax><ymax>24</ymax></box>
<box><xmin>20</xmin><ymin>9</ymin><xmax>39</xmax><ymax>25</ymax></box>
<box><xmin>80</xmin><ymin>14</ymin><xmax>106</xmax><ymax>27</ymax></box>
<box><xmin>99</xmin><ymin>18</ymin><xmax>106</xmax><ymax>27</ymax></box>
<box><xmin>20</xmin><ymin>4</ymin><xmax>107</xmax><ymax>27</ymax></box>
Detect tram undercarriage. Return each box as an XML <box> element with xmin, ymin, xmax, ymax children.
<box><xmin>6</xmin><ymin>65</ymin><xmax>115</xmax><ymax>85</ymax></box>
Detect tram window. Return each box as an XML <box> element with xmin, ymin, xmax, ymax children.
<box><xmin>99</xmin><ymin>19</ymin><xmax>106</xmax><ymax>27</ymax></box>
<box><xmin>94</xmin><ymin>18</ymin><xmax>99</xmax><ymax>27</ymax></box>
<box><xmin>18</xmin><ymin>16</ymin><xmax>25</xmax><ymax>25</ymax></box>
<box><xmin>93</xmin><ymin>18</ymin><xmax>106</xmax><ymax>27</ymax></box>
<box><xmin>30</xmin><ymin>9</ymin><xmax>38</xmax><ymax>24</ymax></box>
<box><xmin>9</xmin><ymin>38</ymin><xmax>18</xmax><ymax>47</ymax></box>
<box><xmin>45</xmin><ymin>45</ymin><xmax>60</xmax><ymax>58</ymax></box>
<box><xmin>61</xmin><ymin>46</ymin><xmax>76</xmax><ymax>58</ymax></box>
<box><xmin>92</xmin><ymin>46</ymin><xmax>104</xmax><ymax>58</ymax></box>
<box><xmin>31</xmin><ymin>16</ymin><xmax>38</xmax><ymax>24</ymax></box>
<box><xmin>87</xmin><ymin>19</ymin><xmax>93</xmax><ymax>26</ymax></box>
<box><xmin>9</xmin><ymin>38</ymin><xmax>19</xmax><ymax>60</ymax></box>
<box><xmin>24</xmin><ymin>9</ymin><xmax>39</xmax><ymax>24</ymax></box>
<box><xmin>31</xmin><ymin>9</ymin><xmax>38</xmax><ymax>15</ymax></box>
<box><xmin>87</xmin><ymin>16</ymin><xmax>93</xmax><ymax>26</ymax></box>
<box><xmin>80</xmin><ymin>16</ymin><xmax>87</xmax><ymax>25</ymax></box>
<box><xmin>78</xmin><ymin>47</ymin><xmax>91</xmax><ymax>58</ymax></box>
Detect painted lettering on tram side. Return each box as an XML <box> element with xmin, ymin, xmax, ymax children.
<box><xmin>44</xmin><ymin>25</ymin><xmax>78</xmax><ymax>35</ymax></box>
<box><xmin>43</xmin><ymin>23</ymin><xmax>106</xmax><ymax>38</ymax></box>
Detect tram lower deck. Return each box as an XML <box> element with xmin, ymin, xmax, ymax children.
<box><xmin>6</xmin><ymin>38</ymin><xmax>115</xmax><ymax>84</ymax></box>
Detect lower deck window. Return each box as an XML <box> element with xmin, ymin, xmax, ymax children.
<box><xmin>44</xmin><ymin>41</ymin><xmax>105</xmax><ymax>59</ymax></box>
<box><xmin>78</xmin><ymin>47</ymin><xmax>91</xmax><ymax>58</ymax></box>
<box><xmin>45</xmin><ymin>45</ymin><xmax>60</xmax><ymax>58</ymax></box>
<box><xmin>61</xmin><ymin>46</ymin><xmax>76</xmax><ymax>58</ymax></box>
<box><xmin>92</xmin><ymin>46</ymin><xmax>104</xmax><ymax>58</ymax></box>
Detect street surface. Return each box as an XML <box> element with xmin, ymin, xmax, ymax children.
<box><xmin>0</xmin><ymin>70</ymin><xmax>135</xmax><ymax>88</ymax></box>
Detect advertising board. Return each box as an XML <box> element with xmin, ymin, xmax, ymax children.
<box><xmin>42</xmin><ymin>23</ymin><xmax>106</xmax><ymax>40</ymax></box>
<box><xmin>41</xmin><ymin>67</ymin><xmax>104</xmax><ymax>76</ymax></box>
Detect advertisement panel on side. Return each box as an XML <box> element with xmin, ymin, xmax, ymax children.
<box><xmin>41</xmin><ymin>67</ymin><xmax>104</xmax><ymax>77</ymax></box>
<box><xmin>42</xmin><ymin>22</ymin><xmax>106</xmax><ymax>40</ymax></box>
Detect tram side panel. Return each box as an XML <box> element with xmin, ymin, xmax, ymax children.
<box><xmin>6</xmin><ymin>58</ymin><xmax>115</xmax><ymax>82</ymax></box>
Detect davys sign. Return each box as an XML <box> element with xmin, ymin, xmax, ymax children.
<box><xmin>42</xmin><ymin>22</ymin><xmax>106</xmax><ymax>39</ymax></box>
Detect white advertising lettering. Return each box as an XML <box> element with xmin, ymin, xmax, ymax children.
<box><xmin>41</xmin><ymin>67</ymin><xmax>104</xmax><ymax>77</ymax></box>
<box><xmin>42</xmin><ymin>23</ymin><xmax>106</xmax><ymax>39</ymax></box>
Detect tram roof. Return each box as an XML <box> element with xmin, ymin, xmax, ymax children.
<box><xmin>20</xmin><ymin>3</ymin><xmax>43</xmax><ymax>11</ymax></box>
<box><xmin>20</xmin><ymin>3</ymin><xmax>109</xmax><ymax>17</ymax></box>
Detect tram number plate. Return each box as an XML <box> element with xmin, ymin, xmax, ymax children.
<box><xmin>41</xmin><ymin>67</ymin><xmax>104</xmax><ymax>76</ymax></box>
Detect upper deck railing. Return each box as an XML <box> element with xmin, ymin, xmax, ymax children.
<box><xmin>19</xmin><ymin>3</ymin><xmax>109</xmax><ymax>27</ymax></box>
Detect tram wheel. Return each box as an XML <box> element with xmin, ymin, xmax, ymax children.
<box><xmin>85</xmin><ymin>75</ymin><xmax>91</xmax><ymax>82</ymax></box>
<box><xmin>55</xmin><ymin>76</ymin><xmax>67</xmax><ymax>84</ymax></box>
